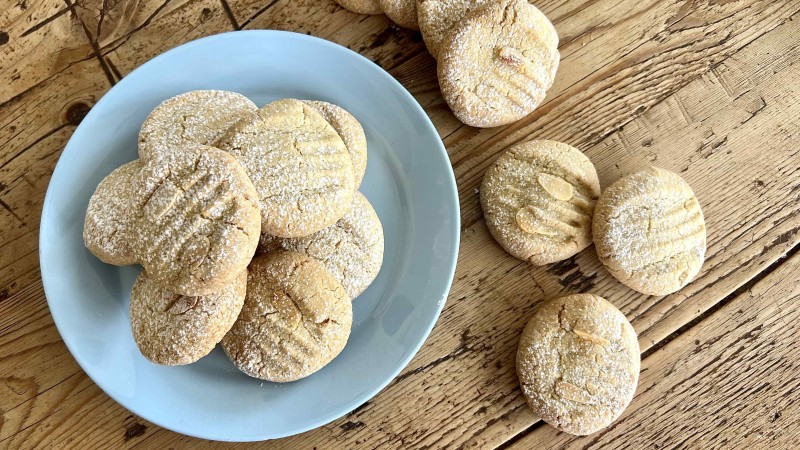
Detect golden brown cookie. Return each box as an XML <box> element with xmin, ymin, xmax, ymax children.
<box><xmin>593</xmin><ymin>167</ymin><xmax>706</xmax><ymax>296</ymax></box>
<box><xmin>84</xmin><ymin>160</ymin><xmax>141</xmax><ymax>266</ymax></box>
<box><xmin>517</xmin><ymin>294</ymin><xmax>640</xmax><ymax>435</ymax></box>
<box><xmin>335</xmin><ymin>0</ymin><xmax>382</xmax><ymax>14</ymax></box>
<box><xmin>481</xmin><ymin>140</ymin><xmax>600</xmax><ymax>265</ymax></box>
<box><xmin>302</xmin><ymin>100</ymin><xmax>368</xmax><ymax>189</ymax></box>
<box><xmin>138</xmin><ymin>90</ymin><xmax>257</xmax><ymax>160</ymax></box>
<box><xmin>259</xmin><ymin>192</ymin><xmax>384</xmax><ymax>300</ymax></box>
<box><xmin>130</xmin><ymin>144</ymin><xmax>261</xmax><ymax>296</ymax></box>
<box><xmin>218</xmin><ymin>99</ymin><xmax>355</xmax><ymax>238</ymax></box>
<box><xmin>438</xmin><ymin>0</ymin><xmax>560</xmax><ymax>127</ymax></box>
<box><xmin>130</xmin><ymin>270</ymin><xmax>246</xmax><ymax>366</ymax></box>
<box><xmin>379</xmin><ymin>0</ymin><xmax>419</xmax><ymax>29</ymax></box>
<box><xmin>417</xmin><ymin>0</ymin><xmax>490</xmax><ymax>59</ymax></box>
<box><xmin>222</xmin><ymin>252</ymin><xmax>352</xmax><ymax>382</ymax></box>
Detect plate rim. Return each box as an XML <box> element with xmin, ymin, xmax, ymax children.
<box><xmin>39</xmin><ymin>29</ymin><xmax>460</xmax><ymax>441</ymax></box>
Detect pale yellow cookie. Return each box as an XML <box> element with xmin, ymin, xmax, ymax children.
<box><xmin>138</xmin><ymin>90</ymin><xmax>257</xmax><ymax>160</ymax></box>
<box><xmin>218</xmin><ymin>99</ymin><xmax>355</xmax><ymax>238</ymax></box>
<box><xmin>130</xmin><ymin>144</ymin><xmax>261</xmax><ymax>296</ymax></box>
<box><xmin>259</xmin><ymin>192</ymin><xmax>384</xmax><ymax>300</ymax></box>
<box><xmin>517</xmin><ymin>294</ymin><xmax>640</xmax><ymax>435</ymax></box>
<box><xmin>130</xmin><ymin>270</ymin><xmax>246</xmax><ymax>366</ymax></box>
<box><xmin>302</xmin><ymin>100</ymin><xmax>368</xmax><ymax>189</ymax></box>
<box><xmin>438</xmin><ymin>0</ymin><xmax>560</xmax><ymax>127</ymax></box>
<box><xmin>593</xmin><ymin>167</ymin><xmax>706</xmax><ymax>296</ymax></box>
<box><xmin>481</xmin><ymin>140</ymin><xmax>600</xmax><ymax>265</ymax></box>
<box><xmin>417</xmin><ymin>0</ymin><xmax>490</xmax><ymax>59</ymax></box>
<box><xmin>336</xmin><ymin>0</ymin><xmax>382</xmax><ymax>14</ymax></box>
<box><xmin>222</xmin><ymin>251</ymin><xmax>352</xmax><ymax>382</ymax></box>
<box><xmin>84</xmin><ymin>160</ymin><xmax>141</xmax><ymax>266</ymax></box>
<box><xmin>379</xmin><ymin>0</ymin><xmax>419</xmax><ymax>29</ymax></box>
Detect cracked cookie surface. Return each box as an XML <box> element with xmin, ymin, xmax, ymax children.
<box><xmin>218</xmin><ymin>99</ymin><xmax>355</xmax><ymax>238</ymax></box>
<box><xmin>481</xmin><ymin>140</ymin><xmax>600</xmax><ymax>265</ymax></box>
<box><xmin>222</xmin><ymin>251</ymin><xmax>352</xmax><ymax>382</ymax></box>
<box><xmin>302</xmin><ymin>100</ymin><xmax>368</xmax><ymax>189</ymax></box>
<box><xmin>130</xmin><ymin>269</ymin><xmax>246</xmax><ymax>365</ymax></box>
<box><xmin>593</xmin><ymin>166</ymin><xmax>706</xmax><ymax>296</ymax></box>
<box><xmin>517</xmin><ymin>294</ymin><xmax>640</xmax><ymax>435</ymax></box>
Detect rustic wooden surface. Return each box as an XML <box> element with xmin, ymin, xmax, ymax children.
<box><xmin>0</xmin><ymin>0</ymin><xmax>798</xmax><ymax>448</ymax></box>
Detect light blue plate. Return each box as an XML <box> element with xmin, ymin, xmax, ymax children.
<box><xmin>39</xmin><ymin>31</ymin><xmax>459</xmax><ymax>441</ymax></box>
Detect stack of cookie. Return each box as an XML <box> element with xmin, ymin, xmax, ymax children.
<box><xmin>84</xmin><ymin>91</ymin><xmax>384</xmax><ymax>382</ymax></box>
<box><xmin>337</xmin><ymin>0</ymin><xmax>560</xmax><ymax>128</ymax></box>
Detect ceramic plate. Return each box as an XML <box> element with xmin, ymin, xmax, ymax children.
<box><xmin>39</xmin><ymin>31</ymin><xmax>459</xmax><ymax>441</ymax></box>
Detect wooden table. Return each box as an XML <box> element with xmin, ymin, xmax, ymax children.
<box><xmin>2</xmin><ymin>0</ymin><xmax>799</xmax><ymax>448</ymax></box>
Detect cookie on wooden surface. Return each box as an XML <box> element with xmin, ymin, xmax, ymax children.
<box><xmin>218</xmin><ymin>99</ymin><xmax>355</xmax><ymax>238</ymax></box>
<box><xmin>417</xmin><ymin>0</ymin><xmax>490</xmax><ymax>59</ymax></box>
<box><xmin>302</xmin><ymin>100</ymin><xmax>368</xmax><ymax>189</ymax></box>
<box><xmin>130</xmin><ymin>270</ymin><xmax>246</xmax><ymax>366</ymax></box>
<box><xmin>379</xmin><ymin>0</ymin><xmax>419</xmax><ymax>29</ymax></box>
<box><xmin>438</xmin><ymin>0</ymin><xmax>560</xmax><ymax>127</ymax></box>
<box><xmin>138</xmin><ymin>90</ymin><xmax>257</xmax><ymax>160</ymax></box>
<box><xmin>83</xmin><ymin>160</ymin><xmax>141</xmax><ymax>266</ymax></box>
<box><xmin>222</xmin><ymin>251</ymin><xmax>352</xmax><ymax>382</ymax></box>
<box><xmin>130</xmin><ymin>144</ymin><xmax>261</xmax><ymax>296</ymax></box>
<box><xmin>593</xmin><ymin>167</ymin><xmax>706</xmax><ymax>296</ymax></box>
<box><xmin>259</xmin><ymin>192</ymin><xmax>384</xmax><ymax>300</ymax></box>
<box><xmin>335</xmin><ymin>0</ymin><xmax>383</xmax><ymax>15</ymax></box>
<box><xmin>517</xmin><ymin>294</ymin><xmax>640</xmax><ymax>435</ymax></box>
<box><xmin>481</xmin><ymin>140</ymin><xmax>600</xmax><ymax>265</ymax></box>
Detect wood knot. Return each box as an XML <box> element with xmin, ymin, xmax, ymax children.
<box><xmin>200</xmin><ymin>7</ymin><xmax>212</xmax><ymax>21</ymax></box>
<box><xmin>65</xmin><ymin>102</ymin><xmax>91</xmax><ymax>126</ymax></box>
<box><xmin>124</xmin><ymin>421</ymin><xmax>147</xmax><ymax>441</ymax></box>
<box><xmin>0</xmin><ymin>31</ymin><xmax>9</xmax><ymax>46</ymax></box>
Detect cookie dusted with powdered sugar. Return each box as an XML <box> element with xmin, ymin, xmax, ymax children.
<box><xmin>417</xmin><ymin>0</ymin><xmax>490</xmax><ymax>59</ymax></box>
<box><xmin>593</xmin><ymin>167</ymin><xmax>706</xmax><ymax>296</ymax></box>
<box><xmin>335</xmin><ymin>0</ymin><xmax>382</xmax><ymax>14</ymax></box>
<box><xmin>222</xmin><ymin>251</ymin><xmax>352</xmax><ymax>382</ymax></box>
<box><xmin>379</xmin><ymin>0</ymin><xmax>418</xmax><ymax>29</ymax></box>
<box><xmin>302</xmin><ymin>100</ymin><xmax>368</xmax><ymax>189</ymax></box>
<box><xmin>481</xmin><ymin>140</ymin><xmax>600</xmax><ymax>265</ymax></box>
<box><xmin>517</xmin><ymin>294</ymin><xmax>640</xmax><ymax>435</ymax></box>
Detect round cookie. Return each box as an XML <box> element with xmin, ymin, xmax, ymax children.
<box><xmin>335</xmin><ymin>0</ymin><xmax>382</xmax><ymax>14</ymax></box>
<box><xmin>259</xmin><ymin>192</ymin><xmax>384</xmax><ymax>300</ymax></box>
<box><xmin>438</xmin><ymin>0</ymin><xmax>560</xmax><ymax>127</ymax></box>
<box><xmin>222</xmin><ymin>251</ymin><xmax>352</xmax><ymax>382</ymax></box>
<box><xmin>593</xmin><ymin>167</ymin><xmax>706</xmax><ymax>296</ymax></box>
<box><xmin>138</xmin><ymin>90</ymin><xmax>257</xmax><ymax>160</ymax></box>
<box><xmin>302</xmin><ymin>100</ymin><xmax>368</xmax><ymax>189</ymax></box>
<box><xmin>217</xmin><ymin>99</ymin><xmax>355</xmax><ymax>238</ymax></box>
<box><xmin>417</xmin><ymin>0</ymin><xmax>490</xmax><ymax>60</ymax></box>
<box><xmin>84</xmin><ymin>160</ymin><xmax>141</xmax><ymax>265</ymax></box>
<box><xmin>481</xmin><ymin>140</ymin><xmax>600</xmax><ymax>265</ymax></box>
<box><xmin>130</xmin><ymin>144</ymin><xmax>261</xmax><ymax>296</ymax></box>
<box><xmin>130</xmin><ymin>270</ymin><xmax>246</xmax><ymax>365</ymax></box>
<box><xmin>517</xmin><ymin>294</ymin><xmax>640</xmax><ymax>435</ymax></box>
<box><xmin>379</xmin><ymin>0</ymin><xmax>418</xmax><ymax>30</ymax></box>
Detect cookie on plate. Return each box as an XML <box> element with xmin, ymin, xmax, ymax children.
<box><xmin>379</xmin><ymin>0</ymin><xmax>418</xmax><ymax>29</ymax></box>
<box><xmin>138</xmin><ymin>90</ymin><xmax>257</xmax><ymax>160</ymax></box>
<box><xmin>335</xmin><ymin>0</ymin><xmax>382</xmax><ymax>14</ymax></box>
<box><xmin>130</xmin><ymin>270</ymin><xmax>246</xmax><ymax>365</ymax></box>
<box><xmin>218</xmin><ymin>99</ymin><xmax>355</xmax><ymax>238</ymax></box>
<box><xmin>438</xmin><ymin>0</ymin><xmax>560</xmax><ymax>127</ymax></box>
<box><xmin>417</xmin><ymin>0</ymin><xmax>490</xmax><ymax>59</ymax></box>
<box><xmin>222</xmin><ymin>251</ymin><xmax>352</xmax><ymax>382</ymax></box>
<box><xmin>517</xmin><ymin>294</ymin><xmax>640</xmax><ymax>435</ymax></box>
<box><xmin>593</xmin><ymin>167</ymin><xmax>706</xmax><ymax>296</ymax></box>
<box><xmin>84</xmin><ymin>160</ymin><xmax>141</xmax><ymax>265</ymax></box>
<box><xmin>130</xmin><ymin>144</ymin><xmax>261</xmax><ymax>296</ymax></box>
<box><xmin>259</xmin><ymin>192</ymin><xmax>384</xmax><ymax>300</ymax></box>
<box><xmin>302</xmin><ymin>100</ymin><xmax>368</xmax><ymax>189</ymax></box>
<box><xmin>481</xmin><ymin>140</ymin><xmax>600</xmax><ymax>265</ymax></box>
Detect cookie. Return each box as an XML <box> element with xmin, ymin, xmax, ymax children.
<box><xmin>593</xmin><ymin>167</ymin><xmax>706</xmax><ymax>296</ymax></box>
<box><xmin>417</xmin><ymin>0</ymin><xmax>490</xmax><ymax>59</ymax></box>
<box><xmin>517</xmin><ymin>294</ymin><xmax>640</xmax><ymax>435</ymax></box>
<box><xmin>84</xmin><ymin>160</ymin><xmax>141</xmax><ymax>265</ymax></box>
<box><xmin>130</xmin><ymin>269</ymin><xmax>246</xmax><ymax>365</ymax></box>
<box><xmin>481</xmin><ymin>140</ymin><xmax>600</xmax><ymax>265</ymax></box>
<box><xmin>130</xmin><ymin>144</ymin><xmax>261</xmax><ymax>296</ymax></box>
<box><xmin>302</xmin><ymin>100</ymin><xmax>368</xmax><ymax>189</ymax></box>
<box><xmin>222</xmin><ymin>251</ymin><xmax>352</xmax><ymax>382</ymax></box>
<box><xmin>379</xmin><ymin>0</ymin><xmax>418</xmax><ymax>29</ymax></box>
<box><xmin>138</xmin><ymin>90</ymin><xmax>257</xmax><ymax>160</ymax></box>
<box><xmin>218</xmin><ymin>99</ymin><xmax>355</xmax><ymax>238</ymax></box>
<box><xmin>438</xmin><ymin>0</ymin><xmax>560</xmax><ymax>127</ymax></box>
<box><xmin>335</xmin><ymin>0</ymin><xmax>382</xmax><ymax>14</ymax></box>
<box><xmin>259</xmin><ymin>192</ymin><xmax>384</xmax><ymax>299</ymax></box>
